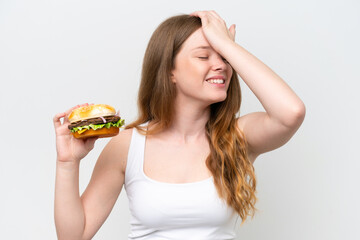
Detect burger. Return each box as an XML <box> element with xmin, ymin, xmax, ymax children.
<box><xmin>67</xmin><ymin>104</ymin><xmax>125</xmax><ymax>139</ymax></box>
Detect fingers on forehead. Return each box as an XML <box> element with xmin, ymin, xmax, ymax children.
<box><xmin>209</xmin><ymin>10</ymin><xmax>221</xmax><ymax>18</ymax></box>
<box><xmin>190</xmin><ymin>11</ymin><xmax>207</xmax><ymax>18</ymax></box>
<box><xmin>191</xmin><ymin>11</ymin><xmax>223</xmax><ymax>25</ymax></box>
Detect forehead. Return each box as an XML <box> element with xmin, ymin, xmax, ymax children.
<box><xmin>180</xmin><ymin>28</ymin><xmax>211</xmax><ymax>52</ymax></box>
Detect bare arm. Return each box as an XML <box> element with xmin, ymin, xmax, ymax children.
<box><xmin>80</xmin><ymin>130</ymin><xmax>131</xmax><ymax>239</ymax></box>
<box><xmin>192</xmin><ymin>11</ymin><xmax>306</xmax><ymax>160</ymax></box>
<box><xmin>53</xmin><ymin>105</ymin><xmax>131</xmax><ymax>240</ymax></box>
<box><xmin>55</xmin><ymin>161</ymin><xmax>85</xmax><ymax>240</ymax></box>
<box><xmin>227</xmin><ymin>43</ymin><xmax>306</xmax><ymax>157</ymax></box>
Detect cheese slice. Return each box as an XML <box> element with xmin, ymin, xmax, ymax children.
<box><xmin>77</xmin><ymin>129</ymin><xmax>88</xmax><ymax>134</ymax></box>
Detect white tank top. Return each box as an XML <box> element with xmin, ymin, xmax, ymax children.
<box><xmin>124</xmin><ymin>127</ymin><xmax>239</xmax><ymax>240</ymax></box>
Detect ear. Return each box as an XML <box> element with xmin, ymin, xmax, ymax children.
<box><xmin>170</xmin><ymin>72</ymin><xmax>176</xmax><ymax>83</ymax></box>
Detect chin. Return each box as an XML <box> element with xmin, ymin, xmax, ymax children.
<box><xmin>207</xmin><ymin>93</ymin><xmax>228</xmax><ymax>105</ymax></box>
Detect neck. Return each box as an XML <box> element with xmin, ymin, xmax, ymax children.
<box><xmin>166</xmin><ymin>97</ymin><xmax>210</xmax><ymax>143</ymax></box>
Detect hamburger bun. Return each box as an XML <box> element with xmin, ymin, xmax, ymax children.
<box><xmin>71</xmin><ymin>126</ymin><xmax>119</xmax><ymax>139</ymax></box>
<box><xmin>68</xmin><ymin>104</ymin><xmax>116</xmax><ymax>123</ymax></box>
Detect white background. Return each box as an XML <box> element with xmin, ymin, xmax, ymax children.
<box><xmin>0</xmin><ymin>0</ymin><xmax>359</xmax><ymax>239</ymax></box>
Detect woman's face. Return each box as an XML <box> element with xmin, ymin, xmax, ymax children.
<box><xmin>171</xmin><ymin>28</ymin><xmax>233</xmax><ymax>106</ymax></box>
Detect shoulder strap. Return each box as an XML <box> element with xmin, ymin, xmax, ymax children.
<box><xmin>124</xmin><ymin>127</ymin><xmax>146</xmax><ymax>185</ymax></box>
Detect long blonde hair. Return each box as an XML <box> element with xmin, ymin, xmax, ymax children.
<box><xmin>126</xmin><ymin>14</ymin><xmax>257</xmax><ymax>223</ymax></box>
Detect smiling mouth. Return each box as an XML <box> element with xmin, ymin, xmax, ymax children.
<box><xmin>206</xmin><ymin>79</ymin><xmax>225</xmax><ymax>84</ymax></box>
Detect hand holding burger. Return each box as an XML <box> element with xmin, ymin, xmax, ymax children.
<box><xmin>67</xmin><ymin>104</ymin><xmax>125</xmax><ymax>139</ymax></box>
<box><xmin>53</xmin><ymin>103</ymin><xmax>124</xmax><ymax>163</ymax></box>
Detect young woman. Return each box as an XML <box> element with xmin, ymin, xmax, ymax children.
<box><xmin>53</xmin><ymin>11</ymin><xmax>305</xmax><ymax>240</ymax></box>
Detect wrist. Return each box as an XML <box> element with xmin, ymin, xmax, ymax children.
<box><xmin>56</xmin><ymin>160</ymin><xmax>80</xmax><ymax>171</ymax></box>
<box><xmin>216</xmin><ymin>39</ymin><xmax>238</xmax><ymax>58</ymax></box>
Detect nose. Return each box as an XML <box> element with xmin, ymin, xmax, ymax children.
<box><xmin>211</xmin><ymin>54</ymin><xmax>227</xmax><ymax>71</ymax></box>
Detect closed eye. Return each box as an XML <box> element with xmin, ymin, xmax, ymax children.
<box><xmin>198</xmin><ymin>57</ymin><xmax>209</xmax><ymax>60</ymax></box>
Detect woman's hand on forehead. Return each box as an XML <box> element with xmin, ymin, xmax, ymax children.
<box><xmin>190</xmin><ymin>10</ymin><xmax>236</xmax><ymax>53</ymax></box>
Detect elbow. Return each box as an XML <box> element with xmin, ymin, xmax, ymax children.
<box><xmin>283</xmin><ymin>101</ymin><xmax>306</xmax><ymax>129</ymax></box>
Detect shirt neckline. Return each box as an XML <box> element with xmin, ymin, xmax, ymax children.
<box><xmin>139</xmin><ymin>127</ymin><xmax>213</xmax><ymax>186</ymax></box>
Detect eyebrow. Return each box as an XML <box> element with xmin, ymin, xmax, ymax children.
<box><xmin>191</xmin><ymin>46</ymin><xmax>212</xmax><ymax>51</ymax></box>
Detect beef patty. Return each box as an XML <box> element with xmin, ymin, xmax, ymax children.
<box><xmin>68</xmin><ymin>115</ymin><xmax>120</xmax><ymax>130</ymax></box>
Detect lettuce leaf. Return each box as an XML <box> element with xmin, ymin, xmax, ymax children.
<box><xmin>71</xmin><ymin>119</ymin><xmax>125</xmax><ymax>133</ymax></box>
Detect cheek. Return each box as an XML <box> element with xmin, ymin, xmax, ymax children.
<box><xmin>176</xmin><ymin>60</ymin><xmax>206</xmax><ymax>83</ymax></box>
<box><xmin>225</xmin><ymin>67</ymin><xmax>233</xmax><ymax>86</ymax></box>
<box><xmin>227</xmin><ymin>66</ymin><xmax>233</xmax><ymax>79</ymax></box>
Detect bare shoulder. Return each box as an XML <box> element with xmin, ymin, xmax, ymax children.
<box><xmin>99</xmin><ymin>128</ymin><xmax>133</xmax><ymax>174</ymax></box>
<box><xmin>236</xmin><ymin>109</ymin><xmax>305</xmax><ymax>164</ymax></box>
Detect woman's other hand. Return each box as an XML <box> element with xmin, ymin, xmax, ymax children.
<box><xmin>190</xmin><ymin>10</ymin><xmax>236</xmax><ymax>53</ymax></box>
